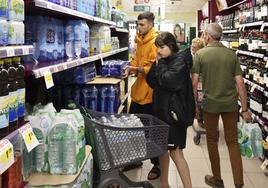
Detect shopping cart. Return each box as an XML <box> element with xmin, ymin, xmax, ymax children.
<box><xmin>81</xmin><ymin>108</ymin><xmax>169</xmax><ymax>188</ymax></box>
<box><xmin>192</xmin><ymin>80</ymin><xmax>206</xmax><ymax>145</ymax></box>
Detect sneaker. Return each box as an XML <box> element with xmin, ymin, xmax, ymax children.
<box><xmin>205</xmin><ymin>175</ymin><xmax>224</xmax><ymax>188</ymax></box>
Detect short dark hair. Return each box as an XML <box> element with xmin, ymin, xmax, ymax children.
<box><xmin>137</xmin><ymin>12</ymin><xmax>155</xmax><ymax>23</ymax></box>
<box><xmin>155</xmin><ymin>32</ymin><xmax>179</xmax><ymax>53</ymax></box>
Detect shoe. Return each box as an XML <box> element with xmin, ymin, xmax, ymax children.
<box><xmin>205</xmin><ymin>175</ymin><xmax>224</xmax><ymax>188</ymax></box>
<box><xmin>235</xmin><ymin>185</ymin><xmax>243</xmax><ymax>188</ymax></box>
<box><xmin>147</xmin><ymin>165</ymin><xmax>161</xmax><ymax>180</ymax></box>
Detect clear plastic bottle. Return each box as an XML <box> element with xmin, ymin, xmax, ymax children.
<box><xmin>0</xmin><ymin>0</ymin><xmax>8</xmax><ymax>19</ymax></box>
<box><xmin>65</xmin><ymin>22</ymin><xmax>74</xmax><ymax>59</ymax></box>
<box><xmin>8</xmin><ymin>0</ymin><xmax>24</xmax><ymax>21</ymax></box>
<box><xmin>8</xmin><ymin>21</ymin><xmax>16</xmax><ymax>45</ymax></box>
<box><xmin>107</xmin><ymin>85</ymin><xmax>116</xmax><ymax>113</ymax></box>
<box><xmin>0</xmin><ymin>19</ymin><xmax>8</xmax><ymax>46</ymax></box>
<box><xmin>99</xmin><ymin>86</ymin><xmax>108</xmax><ymax>112</ymax></box>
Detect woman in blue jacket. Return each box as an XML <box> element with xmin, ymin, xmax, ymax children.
<box><xmin>146</xmin><ymin>32</ymin><xmax>195</xmax><ymax>188</ymax></box>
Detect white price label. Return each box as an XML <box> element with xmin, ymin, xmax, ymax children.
<box><xmin>22</xmin><ymin>47</ymin><xmax>29</xmax><ymax>55</ymax></box>
<box><xmin>6</xmin><ymin>48</ymin><xmax>15</xmax><ymax>57</ymax></box>
<box><xmin>265</xmin><ymin>61</ymin><xmax>268</xmax><ymax>68</ymax></box>
<box><xmin>19</xmin><ymin>123</ymin><xmax>39</xmax><ymax>152</ymax></box>
<box><xmin>0</xmin><ymin>139</ymin><xmax>15</xmax><ymax>174</ymax></box>
<box><xmin>46</xmin><ymin>2</ymin><xmax>52</xmax><ymax>9</ymax></box>
<box><xmin>43</xmin><ymin>70</ymin><xmax>54</xmax><ymax>89</ymax></box>
<box><xmin>250</xmin><ymin>84</ymin><xmax>257</xmax><ymax>93</ymax></box>
<box><xmin>266</xmin><ymin>136</ymin><xmax>268</xmax><ymax>143</ymax></box>
<box><xmin>99</xmin><ymin>54</ymin><xmax>104</xmax><ymax>65</ymax></box>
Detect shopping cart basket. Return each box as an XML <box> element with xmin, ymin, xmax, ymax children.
<box><xmin>81</xmin><ymin>108</ymin><xmax>169</xmax><ymax>188</ymax></box>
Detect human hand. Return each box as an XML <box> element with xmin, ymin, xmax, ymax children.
<box><xmin>241</xmin><ymin>111</ymin><xmax>253</xmax><ymax>122</ymax></box>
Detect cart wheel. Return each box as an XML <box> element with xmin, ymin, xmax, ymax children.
<box><xmin>193</xmin><ymin>134</ymin><xmax>201</xmax><ymax>145</ymax></box>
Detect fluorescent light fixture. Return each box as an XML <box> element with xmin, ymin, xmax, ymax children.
<box><xmin>160</xmin><ymin>0</ymin><xmax>165</xmax><ymax>20</ymax></box>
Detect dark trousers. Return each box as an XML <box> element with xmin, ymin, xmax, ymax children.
<box><xmin>203</xmin><ymin>111</ymin><xmax>243</xmax><ymax>186</ymax></box>
<box><xmin>129</xmin><ymin>101</ymin><xmax>159</xmax><ymax>166</ymax></box>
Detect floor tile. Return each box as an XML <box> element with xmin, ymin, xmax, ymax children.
<box><xmin>244</xmin><ymin>172</ymin><xmax>267</xmax><ymax>188</ymax></box>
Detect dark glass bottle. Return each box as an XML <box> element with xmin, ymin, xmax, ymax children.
<box><xmin>13</xmin><ymin>57</ymin><xmax>25</xmax><ymax>126</ymax></box>
<box><xmin>0</xmin><ymin>59</ymin><xmax>9</xmax><ymax>139</ymax></box>
<box><xmin>4</xmin><ymin>58</ymin><xmax>18</xmax><ymax>132</ymax></box>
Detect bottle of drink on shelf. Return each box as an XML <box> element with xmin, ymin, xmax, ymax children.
<box><xmin>13</xmin><ymin>57</ymin><xmax>25</xmax><ymax>126</ymax></box>
<box><xmin>0</xmin><ymin>59</ymin><xmax>9</xmax><ymax>139</ymax></box>
<box><xmin>99</xmin><ymin>86</ymin><xmax>108</xmax><ymax>112</ymax></box>
<box><xmin>4</xmin><ymin>58</ymin><xmax>18</xmax><ymax>132</ymax></box>
<box><xmin>107</xmin><ymin>85</ymin><xmax>116</xmax><ymax>113</ymax></box>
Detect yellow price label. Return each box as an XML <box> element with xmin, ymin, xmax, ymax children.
<box><xmin>0</xmin><ymin>148</ymin><xmax>12</xmax><ymax>165</ymax></box>
<box><xmin>25</xmin><ymin>130</ymin><xmax>34</xmax><ymax>145</ymax></box>
<box><xmin>43</xmin><ymin>70</ymin><xmax>54</xmax><ymax>89</ymax></box>
<box><xmin>0</xmin><ymin>139</ymin><xmax>14</xmax><ymax>174</ymax></box>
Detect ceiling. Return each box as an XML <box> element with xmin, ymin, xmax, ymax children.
<box><xmin>148</xmin><ymin>0</ymin><xmax>208</xmax><ymax>13</ymax></box>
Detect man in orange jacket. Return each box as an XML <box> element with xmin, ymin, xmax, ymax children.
<box><xmin>124</xmin><ymin>12</ymin><xmax>160</xmax><ymax>180</ymax></box>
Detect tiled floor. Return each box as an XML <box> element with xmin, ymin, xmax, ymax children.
<box><xmin>123</xmin><ymin>120</ymin><xmax>268</xmax><ymax>188</ymax></box>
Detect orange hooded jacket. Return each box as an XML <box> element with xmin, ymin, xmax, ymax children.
<box><xmin>131</xmin><ymin>28</ymin><xmax>158</xmax><ymax>105</ymax></box>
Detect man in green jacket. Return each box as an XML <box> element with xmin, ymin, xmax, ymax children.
<box><xmin>192</xmin><ymin>23</ymin><xmax>252</xmax><ymax>188</ymax></box>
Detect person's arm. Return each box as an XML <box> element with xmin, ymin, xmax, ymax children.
<box><xmin>146</xmin><ymin>63</ymin><xmax>157</xmax><ymax>89</ymax></box>
<box><xmin>137</xmin><ymin>44</ymin><xmax>158</xmax><ymax>74</ymax></box>
<box><xmin>235</xmin><ymin>75</ymin><xmax>252</xmax><ymax>121</ymax></box>
<box><xmin>155</xmin><ymin>56</ymin><xmax>187</xmax><ymax>91</ymax></box>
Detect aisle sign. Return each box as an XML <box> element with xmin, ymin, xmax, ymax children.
<box><xmin>134</xmin><ymin>5</ymin><xmax>150</xmax><ymax>12</ymax></box>
<box><xmin>0</xmin><ymin>139</ymin><xmax>14</xmax><ymax>174</ymax></box>
<box><xmin>43</xmin><ymin>70</ymin><xmax>54</xmax><ymax>89</ymax></box>
<box><xmin>19</xmin><ymin>123</ymin><xmax>39</xmax><ymax>152</ymax></box>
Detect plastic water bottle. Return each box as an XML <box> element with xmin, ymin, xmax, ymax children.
<box><xmin>0</xmin><ymin>0</ymin><xmax>8</xmax><ymax>19</ymax></box>
<box><xmin>8</xmin><ymin>0</ymin><xmax>24</xmax><ymax>21</ymax></box>
<box><xmin>48</xmin><ymin>124</ymin><xmax>63</xmax><ymax>174</ymax></box>
<box><xmin>88</xmin><ymin>86</ymin><xmax>98</xmax><ymax>111</ymax></box>
<box><xmin>73</xmin><ymin>21</ymin><xmax>82</xmax><ymax>58</ymax></box>
<box><xmin>99</xmin><ymin>86</ymin><xmax>108</xmax><ymax>112</ymax></box>
<box><xmin>62</xmin><ymin>123</ymin><xmax>77</xmax><ymax>174</ymax></box>
<box><xmin>107</xmin><ymin>85</ymin><xmax>116</xmax><ymax>113</ymax></box>
<box><xmin>65</xmin><ymin>23</ymin><xmax>74</xmax><ymax>59</ymax></box>
<box><xmin>81</xmin><ymin>21</ymin><xmax>89</xmax><ymax>58</ymax></box>
<box><xmin>57</xmin><ymin>20</ymin><xmax>65</xmax><ymax>59</ymax></box>
<box><xmin>0</xmin><ymin>19</ymin><xmax>8</xmax><ymax>46</ymax></box>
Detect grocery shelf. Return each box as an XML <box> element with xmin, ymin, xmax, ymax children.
<box><xmin>31</xmin><ymin>47</ymin><xmax>128</xmax><ymax>78</ymax></box>
<box><xmin>87</xmin><ymin>76</ymin><xmax>122</xmax><ymax>85</ymax></box>
<box><xmin>1</xmin><ymin>122</ymin><xmax>29</xmax><ymax>143</ymax></box>
<box><xmin>111</xmin><ymin>27</ymin><xmax>128</xmax><ymax>33</ymax></box>
<box><xmin>237</xmin><ymin>50</ymin><xmax>264</xmax><ymax>59</ymax></box>
<box><xmin>222</xmin><ymin>29</ymin><xmax>238</xmax><ymax>34</ymax></box>
<box><xmin>27</xmin><ymin>146</ymin><xmax>91</xmax><ymax>186</ymax></box>
<box><xmin>31</xmin><ymin>0</ymin><xmax>116</xmax><ymax>26</ymax></box>
<box><xmin>0</xmin><ymin>45</ymin><xmax>34</xmax><ymax>59</ymax></box>
<box><xmin>239</xmin><ymin>21</ymin><xmax>264</xmax><ymax>31</ymax></box>
<box><xmin>243</xmin><ymin>78</ymin><xmax>264</xmax><ymax>92</ymax></box>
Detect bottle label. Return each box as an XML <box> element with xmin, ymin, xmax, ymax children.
<box><xmin>17</xmin><ymin>88</ymin><xmax>25</xmax><ymax>118</ymax></box>
<box><xmin>47</xmin><ymin>29</ymin><xmax>55</xmax><ymax>43</ymax></box>
<box><xmin>9</xmin><ymin>90</ymin><xmax>18</xmax><ymax>122</ymax></box>
<box><xmin>0</xmin><ymin>95</ymin><xmax>9</xmax><ymax>129</ymax></box>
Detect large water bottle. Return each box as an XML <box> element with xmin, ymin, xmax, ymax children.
<box><xmin>88</xmin><ymin>86</ymin><xmax>98</xmax><ymax>111</ymax></box>
<box><xmin>99</xmin><ymin>86</ymin><xmax>108</xmax><ymax>112</ymax></box>
<box><xmin>107</xmin><ymin>85</ymin><xmax>116</xmax><ymax>113</ymax></box>
<box><xmin>65</xmin><ymin>23</ymin><xmax>74</xmax><ymax>59</ymax></box>
<box><xmin>62</xmin><ymin>121</ymin><xmax>77</xmax><ymax>174</ymax></box>
<box><xmin>48</xmin><ymin>124</ymin><xmax>63</xmax><ymax>174</ymax></box>
<box><xmin>73</xmin><ymin>21</ymin><xmax>82</xmax><ymax>58</ymax></box>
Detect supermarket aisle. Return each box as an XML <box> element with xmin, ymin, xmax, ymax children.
<box><xmin>124</xmin><ymin>120</ymin><xmax>268</xmax><ymax>188</ymax></box>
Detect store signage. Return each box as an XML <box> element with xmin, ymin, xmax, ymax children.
<box><xmin>134</xmin><ymin>5</ymin><xmax>150</xmax><ymax>12</ymax></box>
<box><xmin>19</xmin><ymin>123</ymin><xmax>39</xmax><ymax>152</ymax></box>
<box><xmin>0</xmin><ymin>139</ymin><xmax>15</xmax><ymax>174</ymax></box>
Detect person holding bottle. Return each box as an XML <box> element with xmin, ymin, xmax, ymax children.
<box><xmin>192</xmin><ymin>23</ymin><xmax>252</xmax><ymax>188</ymax></box>
<box><xmin>146</xmin><ymin>32</ymin><xmax>194</xmax><ymax>188</ymax></box>
<box><xmin>123</xmin><ymin>11</ymin><xmax>161</xmax><ymax>180</ymax></box>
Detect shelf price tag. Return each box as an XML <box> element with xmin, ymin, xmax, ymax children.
<box><xmin>250</xmin><ymin>84</ymin><xmax>257</xmax><ymax>93</ymax></box>
<box><xmin>0</xmin><ymin>139</ymin><xmax>15</xmax><ymax>174</ymax></box>
<box><xmin>19</xmin><ymin>123</ymin><xmax>39</xmax><ymax>152</ymax></box>
<box><xmin>99</xmin><ymin>54</ymin><xmax>104</xmax><ymax>65</ymax></box>
<box><xmin>6</xmin><ymin>48</ymin><xmax>15</xmax><ymax>57</ymax></box>
<box><xmin>22</xmin><ymin>47</ymin><xmax>29</xmax><ymax>55</ymax></box>
<box><xmin>43</xmin><ymin>70</ymin><xmax>54</xmax><ymax>89</ymax></box>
